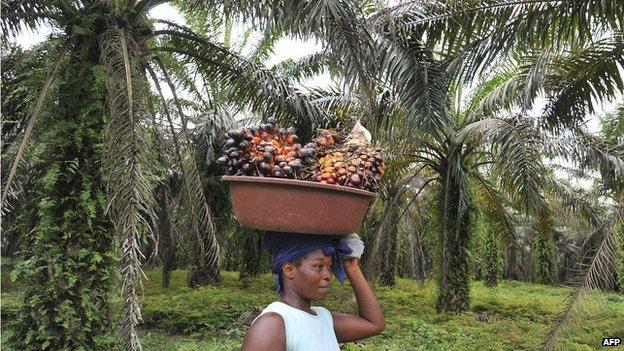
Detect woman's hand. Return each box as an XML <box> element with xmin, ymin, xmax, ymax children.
<box><xmin>343</xmin><ymin>257</ymin><xmax>360</xmax><ymax>272</ymax></box>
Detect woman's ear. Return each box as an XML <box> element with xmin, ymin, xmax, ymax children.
<box><xmin>282</xmin><ymin>262</ymin><xmax>296</xmax><ymax>279</ymax></box>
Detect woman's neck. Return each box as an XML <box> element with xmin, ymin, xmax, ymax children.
<box><xmin>279</xmin><ymin>292</ymin><xmax>314</xmax><ymax>314</ymax></box>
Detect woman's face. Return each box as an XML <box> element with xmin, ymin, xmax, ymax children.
<box><xmin>289</xmin><ymin>249</ymin><xmax>333</xmax><ymax>301</ymax></box>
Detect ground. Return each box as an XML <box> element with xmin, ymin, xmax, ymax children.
<box><xmin>2</xmin><ymin>267</ymin><xmax>623</xmax><ymax>350</ymax></box>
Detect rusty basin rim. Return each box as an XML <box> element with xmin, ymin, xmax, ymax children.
<box><xmin>221</xmin><ymin>175</ymin><xmax>376</xmax><ymax>198</ymax></box>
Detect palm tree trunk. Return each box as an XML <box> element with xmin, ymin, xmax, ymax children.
<box><xmin>436</xmin><ymin>161</ymin><xmax>471</xmax><ymax>313</ymax></box>
<box><xmin>155</xmin><ymin>182</ymin><xmax>176</xmax><ymax>288</ymax></box>
<box><xmin>503</xmin><ymin>239</ymin><xmax>519</xmax><ymax>280</ymax></box>
<box><xmin>534</xmin><ymin>212</ymin><xmax>555</xmax><ymax>284</ymax></box>
<box><xmin>534</xmin><ymin>231</ymin><xmax>554</xmax><ymax>284</ymax></box>
<box><xmin>10</xmin><ymin>55</ymin><xmax>115</xmax><ymax>350</ymax></box>
<box><xmin>380</xmin><ymin>205</ymin><xmax>400</xmax><ymax>286</ymax></box>
<box><xmin>239</xmin><ymin>229</ymin><xmax>263</xmax><ymax>287</ymax></box>
<box><xmin>484</xmin><ymin>227</ymin><xmax>501</xmax><ymax>287</ymax></box>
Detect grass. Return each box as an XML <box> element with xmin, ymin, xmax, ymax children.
<box><xmin>2</xmin><ymin>268</ymin><xmax>623</xmax><ymax>350</ymax></box>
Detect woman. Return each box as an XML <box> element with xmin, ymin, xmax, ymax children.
<box><xmin>241</xmin><ymin>231</ymin><xmax>386</xmax><ymax>351</ymax></box>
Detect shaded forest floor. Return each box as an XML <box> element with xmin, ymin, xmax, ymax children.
<box><xmin>2</xmin><ymin>267</ymin><xmax>623</xmax><ymax>350</ymax></box>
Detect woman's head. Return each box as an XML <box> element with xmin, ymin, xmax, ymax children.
<box><xmin>280</xmin><ymin>249</ymin><xmax>333</xmax><ymax>301</ymax></box>
<box><xmin>263</xmin><ymin>231</ymin><xmax>352</xmax><ymax>296</ymax></box>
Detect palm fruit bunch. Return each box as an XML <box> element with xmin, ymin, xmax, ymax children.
<box><xmin>310</xmin><ymin>122</ymin><xmax>385</xmax><ymax>192</ymax></box>
<box><xmin>218</xmin><ymin>118</ymin><xmax>384</xmax><ymax>192</ymax></box>
<box><xmin>217</xmin><ymin>118</ymin><xmax>316</xmax><ymax>178</ymax></box>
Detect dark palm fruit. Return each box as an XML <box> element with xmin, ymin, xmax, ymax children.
<box><xmin>279</xmin><ymin>161</ymin><xmax>287</xmax><ymax>168</ymax></box>
<box><xmin>288</xmin><ymin>160</ymin><xmax>302</xmax><ymax>169</ymax></box>
<box><xmin>275</xmin><ymin>155</ymin><xmax>286</xmax><ymax>163</ymax></box>
<box><xmin>282</xmin><ymin>165</ymin><xmax>292</xmax><ymax>173</ymax></box>
<box><xmin>263</xmin><ymin>153</ymin><xmax>273</xmax><ymax>163</ymax></box>
<box><xmin>259</xmin><ymin>162</ymin><xmax>270</xmax><ymax>173</ymax></box>
<box><xmin>239</xmin><ymin>141</ymin><xmax>250</xmax><ymax>149</ymax></box>
<box><xmin>225</xmin><ymin>139</ymin><xmax>236</xmax><ymax>148</ymax></box>
<box><xmin>299</xmin><ymin>148</ymin><xmax>314</xmax><ymax>158</ymax></box>
<box><xmin>217</xmin><ymin>156</ymin><xmax>228</xmax><ymax>165</ymax></box>
<box><xmin>227</xmin><ymin>130</ymin><xmax>243</xmax><ymax>140</ymax></box>
<box><xmin>241</xmin><ymin>163</ymin><xmax>252</xmax><ymax>174</ymax></box>
<box><xmin>274</xmin><ymin>171</ymin><xmax>282</xmax><ymax>177</ymax></box>
<box><xmin>267</xmin><ymin>117</ymin><xmax>277</xmax><ymax>125</ymax></box>
<box><xmin>226</xmin><ymin>167</ymin><xmax>236</xmax><ymax>175</ymax></box>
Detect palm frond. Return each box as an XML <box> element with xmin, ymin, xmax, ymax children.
<box><xmin>272</xmin><ymin>52</ymin><xmax>332</xmax><ymax>83</ymax></box>
<box><xmin>152</xmin><ymin>28</ymin><xmax>332</xmax><ymax>129</ymax></box>
<box><xmin>1</xmin><ymin>39</ymin><xmax>71</xmax><ymax>206</ymax></box>
<box><xmin>1</xmin><ymin>0</ymin><xmax>64</xmax><ymax>37</ymax></box>
<box><xmin>472</xmin><ymin>172</ymin><xmax>519</xmax><ymax>253</ymax></box>
<box><xmin>464</xmin><ymin>63</ymin><xmax>524</xmax><ymax>122</ymax></box>
<box><xmin>100</xmin><ymin>27</ymin><xmax>156</xmax><ymax>351</ymax></box>
<box><xmin>185</xmin><ymin>0</ymin><xmax>379</xmax><ymax>106</ymax></box>
<box><xmin>458</xmin><ymin>116</ymin><xmax>547</xmax><ymax>213</ymax></box>
<box><xmin>147</xmin><ymin>61</ymin><xmax>221</xmax><ymax>285</ymax></box>
<box><xmin>543</xmin><ymin>203</ymin><xmax>624</xmax><ymax>350</ymax></box>
<box><xmin>372</xmin><ymin>0</ymin><xmax>624</xmax><ymax>83</ymax></box>
<box><xmin>542</xmin><ymin>34</ymin><xmax>624</xmax><ymax>129</ymax></box>
<box><xmin>305</xmin><ymin>85</ymin><xmax>361</xmax><ymax>116</ymax></box>
<box><xmin>599</xmin><ymin>104</ymin><xmax>624</xmax><ymax>142</ymax></box>
<box><xmin>544</xmin><ymin>132</ymin><xmax>624</xmax><ymax>193</ymax></box>
<box><xmin>376</xmin><ymin>32</ymin><xmax>451</xmax><ymax>139</ymax></box>
<box><xmin>465</xmin><ymin>51</ymin><xmax>553</xmax><ymax>122</ymax></box>
<box><xmin>543</xmin><ymin>178</ymin><xmax>602</xmax><ymax>226</ymax></box>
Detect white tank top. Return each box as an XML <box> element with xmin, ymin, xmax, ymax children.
<box><xmin>252</xmin><ymin>301</ymin><xmax>341</xmax><ymax>351</ymax></box>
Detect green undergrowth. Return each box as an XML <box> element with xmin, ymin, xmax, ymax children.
<box><xmin>2</xmin><ymin>268</ymin><xmax>623</xmax><ymax>350</ymax></box>
<box><xmin>138</xmin><ymin>270</ymin><xmax>624</xmax><ymax>350</ymax></box>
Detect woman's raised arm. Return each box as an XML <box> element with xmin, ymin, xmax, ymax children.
<box><xmin>331</xmin><ymin>258</ymin><xmax>386</xmax><ymax>343</ymax></box>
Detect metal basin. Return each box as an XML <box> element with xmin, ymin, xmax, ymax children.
<box><xmin>222</xmin><ymin>176</ymin><xmax>376</xmax><ymax>235</ymax></box>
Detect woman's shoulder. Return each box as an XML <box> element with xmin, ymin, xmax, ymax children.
<box><xmin>242</xmin><ymin>312</ymin><xmax>285</xmax><ymax>351</ymax></box>
<box><xmin>252</xmin><ymin>311</ymin><xmax>285</xmax><ymax>326</ymax></box>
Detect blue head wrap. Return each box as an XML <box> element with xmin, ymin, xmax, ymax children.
<box><xmin>264</xmin><ymin>231</ymin><xmax>352</xmax><ymax>294</ymax></box>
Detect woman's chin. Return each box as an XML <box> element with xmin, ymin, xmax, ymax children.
<box><xmin>315</xmin><ymin>288</ymin><xmax>330</xmax><ymax>300</ymax></box>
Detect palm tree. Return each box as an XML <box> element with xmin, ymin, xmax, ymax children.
<box><xmin>1</xmin><ymin>1</ymin><xmax>329</xmax><ymax>349</ymax></box>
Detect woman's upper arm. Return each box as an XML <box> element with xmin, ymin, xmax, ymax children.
<box><xmin>332</xmin><ymin>312</ymin><xmax>385</xmax><ymax>343</ymax></box>
<box><xmin>241</xmin><ymin>312</ymin><xmax>286</xmax><ymax>351</ymax></box>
